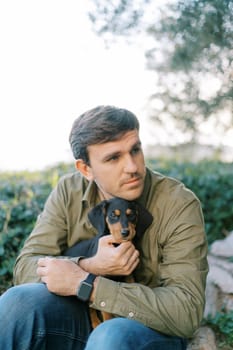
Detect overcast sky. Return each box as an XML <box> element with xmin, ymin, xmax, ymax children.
<box><xmin>0</xmin><ymin>0</ymin><xmax>156</xmax><ymax>171</ymax></box>
<box><xmin>1</xmin><ymin>1</ymin><xmax>232</xmax><ymax>171</ymax></box>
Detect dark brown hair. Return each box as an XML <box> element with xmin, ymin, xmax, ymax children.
<box><xmin>69</xmin><ymin>105</ymin><xmax>139</xmax><ymax>164</ymax></box>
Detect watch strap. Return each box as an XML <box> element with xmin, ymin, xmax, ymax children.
<box><xmin>84</xmin><ymin>273</ymin><xmax>96</xmax><ymax>284</ymax></box>
<box><xmin>76</xmin><ymin>273</ymin><xmax>97</xmax><ymax>302</ymax></box>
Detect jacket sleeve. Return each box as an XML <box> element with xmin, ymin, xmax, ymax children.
<box><xmin>90</xmin><ymin>195</ymin><xmax>209</xmax><ymax>338</ymax></box>
<box><xmin>14</xmin><ymin>177</ymin><xmax>74</xmax><ymax>284</ymax></box>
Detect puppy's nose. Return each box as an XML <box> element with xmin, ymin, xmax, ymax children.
<box><xmin>121</xmin><ymin>229</ymin><xmax>130</xmax><ymax>237</ymax></box>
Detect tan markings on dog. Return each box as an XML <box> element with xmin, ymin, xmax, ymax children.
<box><xmin>114</xmin><ymin>209</ymin><xmax>121</xmax><ymax>216</ymax></box>
<box><xmin>106</xmin><ymin>218</ymin><xmax>136</xmax><ymax>243</ymax></box>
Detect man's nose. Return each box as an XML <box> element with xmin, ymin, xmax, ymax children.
<box><xmin>123</xmin><ymin>156</ymin><xmax>138</xmax><ymax>173</ymax></box>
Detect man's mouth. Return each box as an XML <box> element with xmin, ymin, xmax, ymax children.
<box><xmin>123</xmin><ymin>176</ymin><xmax>142</xmax><ymax>186</ymax></box>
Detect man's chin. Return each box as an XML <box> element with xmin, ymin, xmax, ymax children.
<box><xmin>119</xmin><ymin>187</ymin><xmax>144</xmax><ymax>201</ymax></box>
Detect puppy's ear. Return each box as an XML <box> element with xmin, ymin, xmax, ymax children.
<box><xmin>135</xmin><ymin>203</ymin><xmax>153</xmax><ymax>239</ymax></box>
<box><xmin>88</xmin><ymin>200</ymin><xmax>108</xmax><ymax>235</ymax></box>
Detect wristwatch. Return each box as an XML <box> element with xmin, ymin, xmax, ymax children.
<box><xmin>76</xmin><ymin>273</ymin><xmax>96</xmax><ymax>302</ymax></box>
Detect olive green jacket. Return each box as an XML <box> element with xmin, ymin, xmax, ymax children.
<box><xmin>14</xmin><ymin>168</ymin><xmax>208</xmax><ymax>338</ymax></box>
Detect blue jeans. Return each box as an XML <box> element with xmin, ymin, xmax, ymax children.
<box><xmin>0</xmin><ymin>283</ymin><xmax>187</xmax><ymax>350</ymax></box>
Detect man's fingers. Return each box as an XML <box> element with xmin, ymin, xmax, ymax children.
<box><xmin>37</xmin><ymin>256</ymin><xmax>53</xmax><ymax>266</ymax></box>
<box><xmin>36</xmin><ymin>265</ymin><xmax>46</xmax><ymax>276</ymax></box>
<box><xmin>37</xmin><ymin>257</ymin><xmax>53</xmax><ymax>276</ymax></box>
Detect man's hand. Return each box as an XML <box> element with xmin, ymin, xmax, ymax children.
<box><xmin>79</xmin><ymin>235</ymin><xmax>140</xmax><ymax>276</ymax></box>
<box><xmin>37</xmin><ymin>257</ymin><xmax>87</xmax><ymax>296</ymax></box>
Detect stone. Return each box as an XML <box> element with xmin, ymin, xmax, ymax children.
<box><xmin>204</xmin><ymin>276</ymin><xmax>220</xmax><ymax>317</ymax></box>
<box><xmin>210</xmin><ymin>231</ymin><xmax>233</xmax><ymax>257</ymax></box>
<box><xmin>187</xmin><ymin>326</ymin><xmax>217</xmax><ymax>350</ymax></box>
<box><xmin>208</xmin><ymin>264</ymin><xmax>233</xmax><ymax>294</ymax></box>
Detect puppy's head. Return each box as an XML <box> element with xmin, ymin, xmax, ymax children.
<box><xmin>105</xmin><ymin>198</ymin><xmax>138</xmax><ymax>243</ymax></box>
<box><xmin>88</xmin><ymin>197</ymin><xmax>138</xmax><ymax>243</ymax></box>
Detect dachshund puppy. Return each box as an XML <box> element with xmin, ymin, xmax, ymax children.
<box><xmin>64</xmin><ymin>197</ymin><xmax>153</xmax><ymax>328</ymax></box>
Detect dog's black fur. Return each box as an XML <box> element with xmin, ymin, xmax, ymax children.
<box><xmin>64</xmin><ymin>197</ymin><xmax>153</xmax><ymax>258</ymax></box>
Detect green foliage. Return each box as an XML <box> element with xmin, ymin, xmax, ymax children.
<box><xmin>88</xmin><ymin>0</ymin><xmax>149</xmax><ymax>36</ymax></box>
<box><xmin>89</xmin><ymin>0</ymin><xmax>233</xmax><ymax>140</ymax></box>
<box><xmin>148</xmin><ymin>159</ymin><xmax>233</xmax><ymax>244</ymax></box>
<box><xmin>0</xmin><ymin>178</ymin><xmax>50</xmax><ymax>292</ymax></box>
<box><xmin>157</xmin><ymin>0</ymin><xmax>233</xmax><ymax>69</ymax></box>
<box><xmin>0</xmin><ymin>163</ymin><xmax>75</xmax><ymax>293</ymax></box>
<box><xmin>146</xmin><ymin>0</ymin><xmax>233</xmax><ymax>137</ymax></box>
<box><xmin>206</xmin><ymin>310</ymin><xmax>233</xmax><ymax>346</ymax></box>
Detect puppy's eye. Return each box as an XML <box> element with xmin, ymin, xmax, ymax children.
<box><xmin>129</xmin><ymin>213</ymin><xmax>136</xmax><ymax>219</ymax></box>
<box><xmin>127</xmin><ymin>212</ymin><xmax>137</xmax><ymax>222</ymax></box>
<box><xmin>110</xmin><ymin>212</ymin><xmax>117</xmax><ymax>218</ymax></box>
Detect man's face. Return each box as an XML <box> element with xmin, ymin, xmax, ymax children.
<box><xmin>84</xmin><ymin>130</ymin><xmax>146</xmax><ymax>200</ymax></box>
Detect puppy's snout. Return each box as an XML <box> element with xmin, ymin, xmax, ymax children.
<box><xmin>121</xmin><ymin>228</ymin><xmax>130</xmax><ymax>237</ymax></box>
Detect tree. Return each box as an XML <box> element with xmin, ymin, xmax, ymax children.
<box><xmin>88</xmin><ymin>0</ymin><xmax>233</xmax><ymax>144</ymax></box>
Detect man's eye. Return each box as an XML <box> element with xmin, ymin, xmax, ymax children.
<box><xmin>131</xmin><ymin>147</ymin><xmax>141</xmax><ymax>155</ymax></box>
<box><xmin>107</xmin><ymin>155</ymin><xmax>119</xmax><ymax>162</ymax></box>
<box><xmin>110</xmin><ymin>155</ymin><xmax>119</xmax><ymax>161</ymax></box>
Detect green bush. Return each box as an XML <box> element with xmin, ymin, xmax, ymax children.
<box><xmin>205</xmin><ymin>310</ymin><xmax>233</xmax><ymax>346</ymax></box>
<box><xmin>148</xmin><ymin>159</ymin><xmax>233</xmax><ymax>245</ymax></box>
<box><xmin>0</xmin><ymin>177</ymin><xmax>52</xmax><ymax>292</ymax></box>
<box><xmin>0</xmin><ymin>160</ymin><xmax>233</xmax><ymax>293</ymax></box>
<box><xmin>0</xmin><ymin>163</ymin><xmax>75</xmax><ymax>292</ymax></box>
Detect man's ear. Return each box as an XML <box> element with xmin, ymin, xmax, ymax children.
<box><xmin>75</xmin><ymin>159</ymin><xmax>94</xmax><ymax>181</ymax></box>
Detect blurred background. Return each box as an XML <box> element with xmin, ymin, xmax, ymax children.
<box><xmin>1</xmin><ymin>2</ymin><xmax>233</xmax><ymax>345</ymax></box>
<box><xmin>1</xmin><ymin>0</ymin><xmax>232</xmax><ymax>171</ymax></box>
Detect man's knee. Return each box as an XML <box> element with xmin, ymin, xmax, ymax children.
<box><xmin>85</xmin><ymin>318</ymin><xmax>138</xmax><ymax>349</ymax></box>
<box><xmin>0</xmin><ymin>283</ymin><xmax>49</xmax><ymax>320</ymax></box>
<box><xmin>92</xmin><ymin>318</ymin><xmax>130</xmax><ymax>338</ymax></box>
<box><xmin>85</xmin><ymin>318</ymin><xmax>187</xmax><ymax>350</ymax></box>
<box><xmin>1</xmin><ymin>283</ymin><xmax>49</xmax><ymax>304</ymax></box>
<box><xmin>0</xmin><ymin>284</ymin><xmax>92</xmax><ymax>349</ymax></box>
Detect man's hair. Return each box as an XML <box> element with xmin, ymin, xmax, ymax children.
<box><xmin>69</xmin><ymin>105</ymin><xmax>140</xmax><ymax>164</ymax></box>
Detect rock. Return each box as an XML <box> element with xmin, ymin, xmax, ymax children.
<box><xmin>187</xmin><ymin>326</ymin><xmax>217</xmax><ymax>350</ymax></box>
<box><xmin>210</xmin><ymin>231</ymin><xmax>233</xmax><ymax>257</ymax></box>
<box><xmin>204</xmin><ymin>276</ymin><xmax>220</xmax><ymax>317</ymax></box>
<box><xmin>208</xmin><ymin>254</ymin><xmax>233</xmax><ymax>275</ymax></box>
<box><xmin>204</xmin><ymin>244</ymin><xmax>233</xmax><ymax>317</ymax></box>
<box><xmin>207</xmin><ymin>263</ymin><xmax>233</xmax><ymax>294</ymax></box>
<box><xmin>222</xmin><ymin>293</ymin><xmax>233</xmax><ymax>312</ymax></box>
<box><xmin>191</xmin><ymin>230</ymin><xmax>233</xmax><ymax>349</ymax></box>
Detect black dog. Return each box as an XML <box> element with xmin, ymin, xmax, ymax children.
<box><xmin>64</xmin><ymin>197</ymin><xmax>153</xmax><ymax>328</ymax></box>
<box><xmin>64</xmin><ymin>197</ymin><xmax>153</xmax><ymax>258</ymax></box>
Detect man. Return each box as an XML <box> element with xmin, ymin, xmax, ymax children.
<box><xmin>0</xmin><ymin>105</ymin><xmax>208</xmax><ymax>349</ymax></box>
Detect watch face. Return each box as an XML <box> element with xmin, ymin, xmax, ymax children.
<box><xmin>77</xmin><ymin>282</ymin><xmax>92</xmax><ymax>302</ymax></box>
